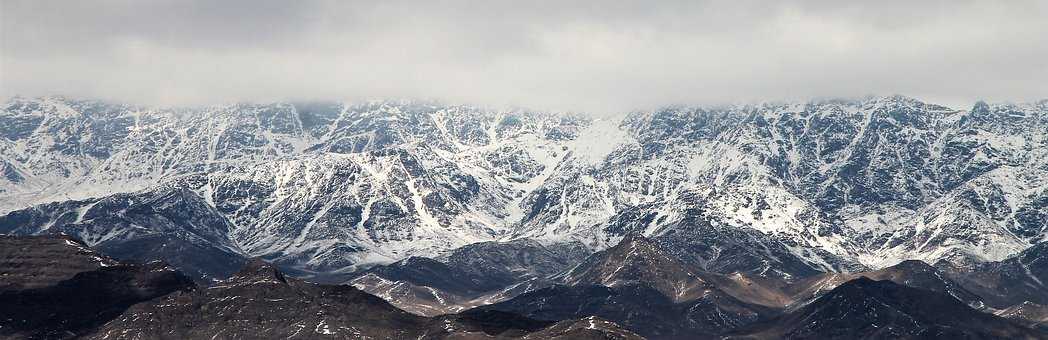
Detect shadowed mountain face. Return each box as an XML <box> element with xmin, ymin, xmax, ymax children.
<box><xmin>476</xmin><ymin>236</ymin><xmax>781</xmax><ymax>339</ymax></box>
<box><xmin>0</xmin><ymin>235</ymin><xmax>194</xmax><ymax>340</ymax></box>
<box><xmin>789</xmin><ymin>260</ymin><xmax>984</xmax><ymax>308</ymax></box>
<box><xmin>932</xmin><ymin>242</ymin><xmax>1048</xmax><ymax>329</ymax></box>
<box><xmin>939</xmin><ymin>242</ymin><xmax>1048</xmax><ymax>309</ymax></box>
<box><xmin>437</xmin><ymin>239</ymin><xmax>590</xmax><ymax>288</ymax></box>
<box><xmin>347</xmin><ymin>239</ymin><xmax>588</xmax><ymax>316</ymax></box>
<box><xmin>0</xmin><ymin>234</ymin><xmax>117</xmax><ymax>290</ymax></box>
<box><xmin>729</xmin><ymin>278</ymin><xmax>1046</xmax><ymax>340</ymax></box>
<box><xmin>0</xmin><ymin>235</ymin><xmax>640</xmax><ymax>340</ymax></box>
<box><xmin>476</xmin><ymin>284</ymin><xmax>689</xmax><ymax>338</ymax></box>
<box><xmin>4</xmin><ymin>231</ymin><xmax>1048</xmax><ymax>339</ymax></box>
<box><xmin>558</xmin><ymin>234</ymin><xmax>707</xmax><ymax>300</ymax></box>
<box><xmin>86</xmin><ymin>258</ymin><xmax>643</xmax><ymax>340</ymax></box>
<box><xmin>346</xmin><ymin>256</ymin><xmax>521</xmax><ymax>316</ymax></box>
<box><xmin>354</xmin><ymin>239</ymin><xmax>587</xmax><ymax>295</ymax></box>
<box><xmin>458</xmin><ymin>236</ymin><xmax>1048</xmax><ymax>339</ymax></box>
<box><xmin>87</xmin><ymin>258</ymin><xmax>432</xmax><ymax>340</ymax></box>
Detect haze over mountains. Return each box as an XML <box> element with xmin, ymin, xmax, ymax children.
<box><xmin>1</xmin><ymin>95</ymin><xmax>1046</xmax><ymax>339</ymax></box>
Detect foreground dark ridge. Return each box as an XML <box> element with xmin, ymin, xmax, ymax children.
<box><xmin>379</xmin><ymin>235</ymin><xmax>1048</xmax><ymax>337</ymax></box>
<box><xmin>0</xmin><ymin>235</ymin><xmax>641</xmax><ymax>340</ymax></box>
<box><xmin>0</xmin><ymin>235</ymin><xmax>195</xmax><ymax>339</ymax></box>
<box><xmin>3</xmin><ymin>233</ymin><xmax>1048</xmax><ymax>339</ymax></box>
<box><xmin>728</xmin><ymin>277</ymin><xmax>1046</xmax><ymax>340</ymax></box>
<box><xmin>86</xmin><ymin>258</ymin><xmax>644</xmax><ymax>340</ymax></box>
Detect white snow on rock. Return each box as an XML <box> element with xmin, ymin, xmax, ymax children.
<box><xmin>1</xmin><ymin>96</ymin><xmax>1045</xmax><ymax>274</ymax></box>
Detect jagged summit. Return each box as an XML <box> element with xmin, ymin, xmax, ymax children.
<box><xmin>558</xmin><ymin>235</ymin><xmax>701</xmax><ymax>297</ymax></box>
<box><xmin>228</xmin><ymin>257</ymin><xmax>287</xmax><ymax>284</ymax></box>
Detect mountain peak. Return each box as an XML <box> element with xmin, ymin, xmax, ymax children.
<box><xmin>558</xmin><ymin>234</ymin><xmax>703</xmax><ymax>300</ymax></box>
<box><xmin>888</xmin><ymin>259</ymin><xmax>935</xmax><ymax>271</ymax></box>
<box><xmin>793</xmin><ymin>258</ymin><xmax>986</xmax><ymax>308</ymax></box>
<box><xmin>591</xmin><ymin>234</ymin><xmax>672</xmax><ymax>271</ymax></box>
<box><xmin>971</xmin><ymin>100</ymin><xmax>992</xmax><ymax>114</ymax></box>
<box><xmin>228</xmin><ymin>258</ymin><xmax>287</xmax><ymax>284</ymax></box>
<box><xmin>0</xmin><ymin>234</ymin><xmax>118</xmax><ymax>290</ymax></box>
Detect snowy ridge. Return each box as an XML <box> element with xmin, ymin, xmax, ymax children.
<box><xmin>1</xmin><ymin>95</ymin><xmax>1045</xmax><ymax>276</ymax></box>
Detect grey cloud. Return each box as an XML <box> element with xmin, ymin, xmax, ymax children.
<box><xmin>2</xmin><ymin>0</ymin><xmax>1046</xmax><ymax>114</ymax></box>
<box><xmin>2</xmin><ymin>0</ymin><xmax>320</xmax><ymax>54</ymax></box>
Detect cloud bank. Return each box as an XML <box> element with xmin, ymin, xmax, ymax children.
<box><xmin>2</xmin><ymin>0</ymin><xmax>1046</xmax><ymax>113</ymax></box>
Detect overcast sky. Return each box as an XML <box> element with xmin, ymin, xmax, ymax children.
<box><xmin>2</xmin><ymin>0</ymin><xmax>1046</xmax><ymax>113</ymax></box>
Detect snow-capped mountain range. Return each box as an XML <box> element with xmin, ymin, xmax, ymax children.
<box><xmin>1</xmin><ymin>95</ymin><xmax>1045</xmax><ymax>279</ymax></box>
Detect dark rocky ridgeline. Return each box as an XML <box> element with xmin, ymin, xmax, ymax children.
<box><xmin>87</xmin><ymin>258</ymin><xmax>644</xmax><ymax>340</ymax></box>
<box><xmin>475</xmin><ymin>236</ymin><xmax>785</xmax><ymax>339</ymax></box>
<box><xmin>348</xmin><ymin>256</ymin><xmax>491</xmax><ymax>315</ymax></box>
<box><xmin>519</xmin><ymin>316</ymin><xmax>645</xmax><ymax>340</ymax></box>
<box><xmin>727</xmin><ymin>277</ymin><xmax>1048</xmax><ymax>340</ymax></box>
<box><xmin>470</xmin><ymin>235</ymin><xmax>1048</xmax><ymax>339</ymax></box>
<box><xmin>0</xmin><ymin>234</ymin><xmax>117</xmax><ymax>290</ymax></box>
<box><xmin>788</xmin><ymin>259</ymin><xmax>984</xmax><ymax>308</ymax></box>
<box><xmin>346</xmin><ymin>239</ymin><xmax>588</xmax><ymax>316</ymax></box>
<box><xmin>0</xmin><ymin>235</ymin><xmax>194</xmax><ymax>340</ymax></box>
<box><xmin>935</xmin><ymin>242</ymin><xmax>1048</xmax><ymax>329</ymax></box>
<box><xmin>424</xmin><ymin>310</ymin><xmax>644</xmax><ymax>339</ymax></box>
<box><xmin>938</xmin><ymin>242</ymin><xmax>1048</xmax><ymax>309</ymax></box>
<box><xmin>87</xmin><ymin>258</ymin><xmax>432</xmax><ymax>339</ymax></box>
<box><xmin>437</xmin><ymin>239</ymin><xmax>589</xmax><ymax>289</ymax></box>
<box><xmin>473</xmin><ymin>283</ymin><xmax>694</xmax><ymax>339</ymax></box>
<box><xmin>556</xmin><ymin>234</ymin><xmax>703</xmax><ymax>299</ymax></box>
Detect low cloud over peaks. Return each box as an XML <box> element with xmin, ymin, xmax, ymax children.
<box><xmin>2</xmin><ymin>0</ymin><xmax>1047</xmax><ymax>113</ymax></box>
